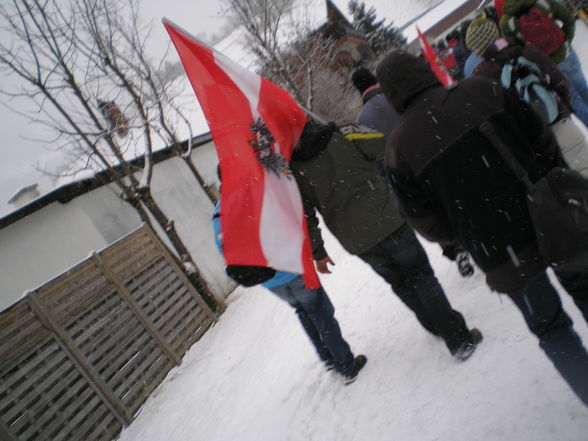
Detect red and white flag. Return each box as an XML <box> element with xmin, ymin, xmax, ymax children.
<box><xmin>164</xmin><ymin>19</ymin><xmax>320</xmax><ymax>288</ymax></box>
<box><xmin>417</xmin><ymin>27</ymin><xmax>454</xmax><ymax>88</ymax></box>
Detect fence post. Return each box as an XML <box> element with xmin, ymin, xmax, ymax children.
<box><xmin>92</xmin><ymin>252</ymin><xmax>182</xmax><ymax>366</ymax></box>
<box><xmin>26</xmin><ymin>291</ymin><xmax>131</xmax><ymax>425</ymax></box>
<box><xmin>143</xmin><ymin>225</ymin><xmax>220</xmax><ymax>321</ymax></box>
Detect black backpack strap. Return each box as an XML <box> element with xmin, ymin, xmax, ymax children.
<box><xmin>478</xmin><ymin>121</ymin><xmax>536</xmax><ymax>193</ymax></box>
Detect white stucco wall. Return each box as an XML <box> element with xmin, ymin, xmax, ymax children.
<box><xmin>147</xmin><ymin>153</ymin><xmax>232</xmax><ymax>301</ymax></box>
<box><xmin>0</xmin><ymin>140</ymin><xmax>233</xmax><ymax>312</ymax></box>
<box><xmin>0</xmin><ymin>202</ymin><xmax>109</xmax><ymax>310</ymax></box>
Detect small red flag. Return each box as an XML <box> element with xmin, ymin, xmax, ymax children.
<box><xmin>417</xmin><ymin>27</ymin><xmax>454</xmax><ymax>87</ymax></box>
<box><xmin>164</xmin><ymin>19</ymin><xmax>320</xmax><ymax>288</ymax></box>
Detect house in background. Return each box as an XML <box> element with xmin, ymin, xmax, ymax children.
<box><xmin>315</xmin><ymin>0</ymin><xmax>372</xmax><ymax>68</ymax></box>
<box><xmin>0</xmin><ymin>133</ymin><xmax>233</xmax><ymax>312</ymax></box>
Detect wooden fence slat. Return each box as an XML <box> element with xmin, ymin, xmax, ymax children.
<box><xmin>13</xmin><ymin>372</ymin><xmax>89</xmax><ymax>440</ymax></box>
<box><xmin>93</xmin><ymin>253</ymin><xmax>181</xmax><ymax>366</ymax></box>
<box><xmin>69</xmin><ymin>294</ymin><xmax>132</xmax><ymax>350</ymax></box>
<box><xmin>0</xmin><ymin>224</ymin><xmax>218</xmax><ymax>441</ymax></box>
<box><xmin>102</xmin><ymin>333</ymin><xmax>161</xmax><ymax>386</ymax></box>
<box><xmin>26</xmin><ymin>292</ymin><xmax>131</xmax><ymax>425</ymax></box>
<box><xmin>2</xmin><ymin>348</ymin><xmax>73</xmax><ymax>422</ymax></box>
<box><xmin>20</xmin><ymin>374</ymin><xmax>88</xmax><ymax>440</ymax></box>
<box><xmin>93</xmin><ymin>323</ymin><xmax>149</xmax><ymax>380</ymax></box>
<box><xmin>143</xmin><ymin>226</ymin><xmax>218</xmax><ymax>321</ymax></box>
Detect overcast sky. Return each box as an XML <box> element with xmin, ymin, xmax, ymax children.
<box><xmin>0</xmin><ymin>0</ymin><xmax>442</xmax><ymax>217</ymax></box>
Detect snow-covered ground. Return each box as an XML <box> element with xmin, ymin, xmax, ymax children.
<box><xmin>116</xmin><ymin>21</ymin><xmax>588</xmax><ymax>441</ymax></box>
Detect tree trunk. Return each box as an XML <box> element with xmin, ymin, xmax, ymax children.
<box><xmin>139</xmin><ymin>189</ymin><xmax>222</xmax><ymax>312</ymax></box>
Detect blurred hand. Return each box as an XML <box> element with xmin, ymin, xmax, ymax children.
<box><xmin>316</xmin><ymin>256</ymin><xmax>335</xmax><ymax>274</ymax></box>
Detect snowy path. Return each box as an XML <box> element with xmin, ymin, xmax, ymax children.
<box><xmin>117</xmin><ymin>22</ymin><xmax>588</xmax><ymax>441</ymax></box>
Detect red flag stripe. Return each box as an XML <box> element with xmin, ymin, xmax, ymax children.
<box><xmin>163</xmin><ymin>19</ymin><xmax>320</xmax><ymax>288</ymax></box>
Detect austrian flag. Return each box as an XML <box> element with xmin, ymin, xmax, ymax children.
<box><xmin>163</xmin><ymin>19</ymin><xmax>320</xmax><ymax>288</ymax></box>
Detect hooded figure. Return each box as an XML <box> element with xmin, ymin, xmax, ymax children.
<box><xmin>376</xmin><ymin>50</ymin><xmax>588</xmax><ymax>406</ymax></box>
<box><xmin>351</xmin><ymin>67</ymin><xmax>401</xmax><ymax>142</ymax></box>
<box><xmin>290</xmin><ymin>121</ymin><xmax>482</xmax><ymax>361</ymax></box>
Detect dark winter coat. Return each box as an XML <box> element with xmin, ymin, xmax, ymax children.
<box><xmin>376</xmin><ymin>51</ymin><xmax>562</xmax><ymax>293</ymax></box>
<box><xmin>291</xmin><ymin>123</ymin><xmax>405</xmax><ymax>260</ymax></box>
<box><xmin>500</xmin><ymin>0</ymin><xmax>575</xmax><ymax>64</ymax></box>
<box><xmin>473</xmin><ymin>38</ymin><xmax>572</xmax><ymax>117</ymax></box>
<box><xmin>356</xmin><ymin>85</ymin><xmax>401</xmax><ymax>139</ymax></box>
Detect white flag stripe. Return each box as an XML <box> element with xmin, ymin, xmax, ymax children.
<box><xmin>259</xmin><ymin>171</ymin><xmax>305</xmax><ymax>274</ymax></box>
<box><xmin>213</xmin><ymin>48</ymin><xmax>305</xmax><ymax>274</ymax></box>
<box><xmin>213</xmin><ymin>51</ymin><xmax>261</xmax><ymax>119</ymax></box>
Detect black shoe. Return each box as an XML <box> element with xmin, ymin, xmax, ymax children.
<box><xmin>456</xmin><ymin>251</ymin><xmax>475</xmax><ymax>278</ymax></box>
<box><xmin>324</xmin><ymin>359</ymin><xmax>335</xmax><ymax>372</ymax></box>
<box><xmin>341</xmin><ymin>355</ymin><xmax>367</xmax><ymax>385</ymax></box>
<box><xmin>451</xmin><ymin>329</ymin><xmax>482</xmax><ymax>361</ymax></box>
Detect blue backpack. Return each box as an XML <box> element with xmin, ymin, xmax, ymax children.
<box><xmin>500</xmin><ymin>55</ymin><xmax>559</xmax><ymax>124</ymax></box>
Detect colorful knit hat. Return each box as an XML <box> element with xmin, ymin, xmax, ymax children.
<box><xmin>465</xmin><ymin>16</ymin><xmax>500</xmax><ymax>56</ymax></box>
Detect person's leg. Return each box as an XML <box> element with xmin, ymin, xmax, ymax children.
<box><xmin>286</xmin><ymin>276</ymin><xmax>356</xmax><ymax>373</ymax></box>
<box><xmin>554</xmin><ymin>269</ymin><xmax>588</xmax><ymax>324</ymax></box>
<box><xmin>558</xmin><ymin>50</ymin><xmax>588</xmax><ymax>128</ymax></box>
<box><xmin>269</xmin><ymin>281</ymin><xmax>334</xmax><ymax>363</ymax></box>
<box><xmin>507</xmin><ymin>271</ymin><xmax>588</xmax><ymax>406</ymax></box>
<box><xmin>358</xmin><ymin>224</ymin><xmax>475</xmax><ymax>355</ymax></box>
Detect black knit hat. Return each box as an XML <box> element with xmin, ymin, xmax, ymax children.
<box><xmin>351</xmin><ymin>67</ymin><xmax>377</xmax><ymax>94</ymax></box>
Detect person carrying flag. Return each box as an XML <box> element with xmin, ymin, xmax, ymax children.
<box><xmin>212</xmin><ymin>169</ymin><xmax>366</xmax><ymax>384</ymax></box>
<box><xmin>165</xmin><ymin>20</ymin><xmax>368</xmax><ymax>383</ymax></box>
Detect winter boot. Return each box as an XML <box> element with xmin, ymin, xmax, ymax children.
<box><xmin>451</xmin><ymin>328</ymin><xmax>483</xmax><ymax>361</ymax></box>
<box><xmin>341</xmin><ymin>355</ymin><xmax>367</xmax><ymax>385</ymax></box>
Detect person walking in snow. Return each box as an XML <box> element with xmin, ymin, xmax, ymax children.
<box><xmin>351</xmin><ymin>67</ymin><xmax>476</xmax><ymax>277</ymax></box>
<box><xmin>466</xmin><ymin>15</ymin><xmax>588</xmax><ymax>177</ymax></box>
<box><xmin>212</xmin><ymin>177</ymin><xmax>367</xmax><ymax>384</ymax></box>
<box><xmin>376</xmin><ymin>50</ymin><xmax>588</xmax><ymax>406</ymax></box>
<box><xmin>500</xmin><ymin>0</ymin><xmax>588</xmax><ymax>127</ymax></box>
<box><xmin>290</xmin><ymin>122</ymin><xmax>482</xmax><ymax>361</ymax></box>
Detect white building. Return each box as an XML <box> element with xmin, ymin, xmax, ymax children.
<box><xmin>0</xmin><ymin>133</ymin><xmax>234</xmax><ymax>312</ymax></box>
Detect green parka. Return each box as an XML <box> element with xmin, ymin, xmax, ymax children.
<box><xmin>291</xmin><ymin>123</ymin><xmax>405</xmax><ymax>260</ymax></box>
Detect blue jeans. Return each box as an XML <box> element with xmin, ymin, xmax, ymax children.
<box><xmin>558</xmin><ymin>50</ymin><xmax>588</xmax><ymax>128</ymax></box>
<box><xmin>507</xmin><ymin>272</ymin><xmax>588</xmax><ymax>406</ymax></box>
<box><xmin>357</xmin><ymin>224</ymin><xmax>472</xmax><ymax>354</ymax></box>
<box><xmin>269</xmin><ymin>276</ymin><xmax>354</xmax><ymax>374</ymax></box>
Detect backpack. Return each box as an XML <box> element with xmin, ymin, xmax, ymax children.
<box><xmin>501</xmin><ymin>55</ymin><xmax>559</xmax><ymax>124</ymax></box>
<box><xmin>479</xmin><ymin>121</ymin><xmax>588</xmax><ymax>272</ymax></box>
<box><xmin>518</xmin><ymin>6</ymin><xmax>565</xmax><ymax>55</ymax></box>
<box><xmin>225</xmin><ymin>265</ymin><xmax>276</xmax><ymax>287</ymax></box>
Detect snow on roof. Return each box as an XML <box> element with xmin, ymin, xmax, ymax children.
<box><xmin>400</xmin><ymin>0</ymin><xmax>475</xmax><ymax>42</ymax></box>
<box><xmin>7</xmin><ymin>184</ymin><xmax>39</xmax><ymax>204</ymax></box>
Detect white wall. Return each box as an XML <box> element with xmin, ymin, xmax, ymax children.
<box><xmin>0</xmin><ymin>141</ymin><xmax>233</xmax><ymax>312</ymax></box>
<box><xmin>0</xmin><ymin>202</ymin><xmax>109</xmax><ymax>310</ymax></box>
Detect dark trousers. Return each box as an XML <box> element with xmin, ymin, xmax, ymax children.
<box><xmin>555</xmin><ymin>270</ymin><xmax>588</xmax><ymax>324</ymax></box>
<box><xmin>507</xmin><ymin>272</ymin><xmax>588</xmax><ymax>406</ymax></box>
<box><xmin>357</xmin><ymin>224</ymin><xmax>471</xmax><ymax>353</ymax></box>
<box><xmin>269</xmin><ymin>276</ymin><xmax>354</xmax><ymax>373</ymax></box>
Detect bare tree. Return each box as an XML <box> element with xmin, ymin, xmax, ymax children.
<box><xmin>227</xmin><ymin>0</ymin><xmax>362</xmax><ymax>124</ymax></box>
<box><xmin>0</xmin><ymin>0</ymin><xmax>221</xmax><ymax>311</ymax></box>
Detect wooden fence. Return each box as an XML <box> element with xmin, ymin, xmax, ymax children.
<box><xmin>0</xmin><ymin>225</ymin><xmax>218</xmax><ymax>441</ymax></box>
